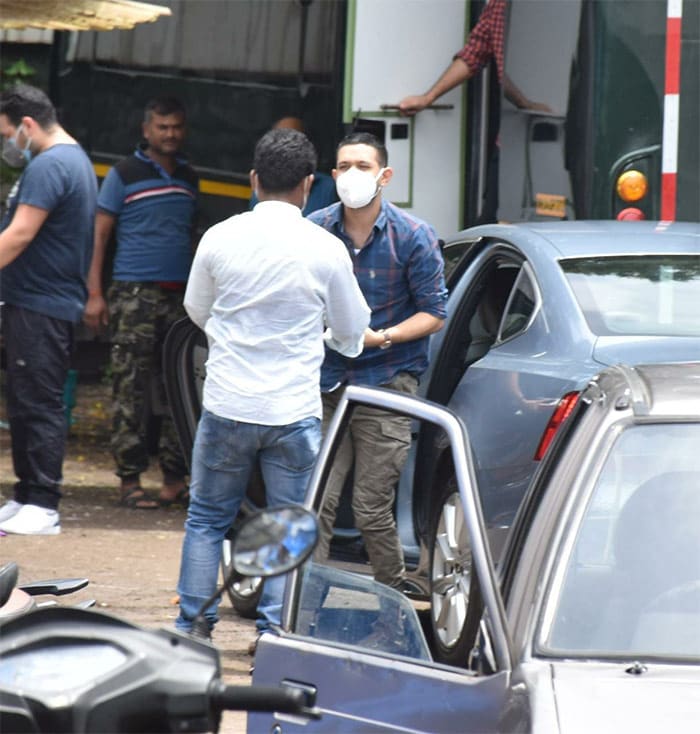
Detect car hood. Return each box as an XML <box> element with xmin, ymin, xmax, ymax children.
<box><xmin>593</xmin><ymin>336</ymin><xmax>700</xmax><ymax>367</ymax></box>
<box><xmin>550</xmin><ymin>661</ymin><xmax>700</xmax><ymax>733</ymax></box>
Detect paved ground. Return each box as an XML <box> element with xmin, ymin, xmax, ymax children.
<box><xmin>0</xmin><ymin>379</ymin><xmax>255</xmax><ymax>733</ymax></box>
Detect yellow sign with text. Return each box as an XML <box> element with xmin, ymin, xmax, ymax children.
<box><xmin>535</xmin><ymin>193</ymin><xmax>567</xmax><ymax>218</ymax></box>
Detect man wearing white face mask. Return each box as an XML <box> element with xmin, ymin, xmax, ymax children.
<box><xmin>0</xmin><ymin>84</ymin><xmax>97</xmax><ymax>535</ymax></box>
<box><xmin>308</xmin><ymin>132</ymin><xmax>448</xmax><ymax>595</ymax></box>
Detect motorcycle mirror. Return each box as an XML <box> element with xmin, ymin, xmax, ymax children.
<box><xmin>190</xmin><ymin>505</ymin><xmax>318</xmax><ymax>640</ymax></box>
<box><xmin>0</xmin><ymin>562</ymin><xmax>19</xmax><ymax>608</ymax></box>
<box><xmin>232</xmin><ymin>505</ymin><xmax>318</xmax><ymax>577</ymax></box>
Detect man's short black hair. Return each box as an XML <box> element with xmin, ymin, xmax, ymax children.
<box><xmin>337</xmin><ymin>132</ymin><xmax>388</xmax><ymax>167</ymax></box>
<box><xmin>144</xmin><ymin>96</ymin><xmax>186</xmax><ymax>122</ymax></box>
<box><xmin>0</xmin><ymin>83</ymin><xmax>57</xmax><ymax>129</ymax></box>
<box><xmin>253</xmin><ymin>128</ymin><xmax>317</xmax><ymax>194</ymax></box>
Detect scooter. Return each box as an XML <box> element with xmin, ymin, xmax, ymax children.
<box><xmin>0</xmin><ymin>505</ymin><xmax>321</xmax><ymax>733</ymax></box>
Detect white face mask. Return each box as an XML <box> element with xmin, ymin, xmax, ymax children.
<box><xmin>335</xmin><ymin>166</ymin><xmax>385</xmax><ymax>209</ymax></box>
<box><xmin>1</xmin><ymin>124</ymin><xmax>31</xmax><ymax>168</ymax></box>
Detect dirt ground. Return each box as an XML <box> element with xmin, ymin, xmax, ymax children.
<box><xmin>0</xmin><ymin>378</ymin><xmax>255</xmax><ymax>733</ymax></box>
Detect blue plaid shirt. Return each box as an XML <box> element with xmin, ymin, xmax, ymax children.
<box><xmin>308</xmin><ymin>200</ymin><xmax>448</xmax><ymax>390</ymax></box>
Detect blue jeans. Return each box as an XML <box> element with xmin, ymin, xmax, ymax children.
<box><xmin>176</xmin><ymin>409</ymin><xmax>320</xmax><ymax>633</ymax></box>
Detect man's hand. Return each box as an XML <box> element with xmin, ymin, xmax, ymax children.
<box><xmin>83</xmin><ymin>293</ymin><xmax>109</xmax><ymax>332</ymax></box>
<box><xmin>398</xmin><ymin>94</ymin><xmax>431</xmax><ymax>117</ymax></box>
<box><xmin>526</xmin><ymin>100</ymin><xmax>554</xmax><ymax>114</ymax></box>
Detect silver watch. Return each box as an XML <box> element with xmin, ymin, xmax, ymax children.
<box><xmin>379</xmin><ymin>328</ymin><xmax>392</xmax><ymax>350</ymax></box>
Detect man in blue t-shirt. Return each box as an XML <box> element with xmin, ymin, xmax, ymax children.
<box><xmin>0</xmin><ymin>84</ymin><xmax>97</xmax><ymax>535</ymax></box>
<box><xmin>83</xmin><ymin>96</ymin><xmax>198</xmax><ymax>511</ymax></box>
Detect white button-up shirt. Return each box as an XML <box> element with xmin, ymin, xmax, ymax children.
<box><xmin>184</xmin><ymin>201</ymin><xmax>370</xmax><ymax>425</ymax></box>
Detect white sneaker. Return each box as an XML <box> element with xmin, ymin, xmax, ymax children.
<box><xmin>0</xmin><ymin>500</ymin><xmax>23</xmax><ymax>523</ymax></box>
<box><xmin>0</xmin><ymin>504</ymin><xmax>61</xmax><ymax>535</ymax></box>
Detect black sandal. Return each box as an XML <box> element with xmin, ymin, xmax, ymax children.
<box><xmin>158</xmin><ymin>486</ymin><xmax>190</xmax><ymax>509</ymax></box>
<box><xmin>119</xmin><ymin>487</ymin><xmax>159</xmax><ymax>510</ymax></box>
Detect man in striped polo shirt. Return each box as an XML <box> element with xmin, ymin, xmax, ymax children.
<box><xmin>84</xmin><ymin>96</ymin><xmax>198</xmax><ymax>510</ymax></box>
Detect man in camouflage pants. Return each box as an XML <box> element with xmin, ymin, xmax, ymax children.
<box><xmin>84</xmin><ymin>96</ymin><xmax>198</xmax><ymax>509</ymax></box>
<box><xmin>108</xmin><ymin>283</ymin><xmax>188</xmax><ymax>503</ymax></box>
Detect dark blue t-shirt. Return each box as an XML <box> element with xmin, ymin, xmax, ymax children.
<box><xmin>1</xmin><ymin>144</ymin><xmax>98</xmax><ymax>323</ymax></box>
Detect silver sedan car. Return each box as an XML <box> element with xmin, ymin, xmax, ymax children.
<box><xmin>405</xmin><ymin>219</ymin><xmax>700</xmax><ymax>663</ymax></box>
<box><xmin>164</xmin><ymin>220</ymin><xmax>700</xmax><ymax>662</ymax></box>
<box><xmin>251</xmin><ymin>362</ymin><xmax>700</xmax><ymax>733</ymax></box>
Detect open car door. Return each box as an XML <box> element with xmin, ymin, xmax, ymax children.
<box><xmin>250</xmin><ymin>386</ymin><xmax>520</xmax><ymax>732</ymax></box>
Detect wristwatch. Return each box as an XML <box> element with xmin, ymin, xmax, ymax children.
<box><xmin>379</xmin><ymin>328</ymin><xmax>393</xmax><ymax>350</ymax></box>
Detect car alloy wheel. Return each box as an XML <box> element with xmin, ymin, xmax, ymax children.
<box><xmin>429</xmin><ymin>475</ymin><xmax>478</xmax><ymax>666</ymax></box>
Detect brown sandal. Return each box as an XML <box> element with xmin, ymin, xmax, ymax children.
<box><xmin>119</xmin><ymin>487</ymin><xmax>159</xmax><ymax>510</ymax></box>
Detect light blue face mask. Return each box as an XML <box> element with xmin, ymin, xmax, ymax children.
<box><xmin>1</xmin><ymin>124</ymin><xmax>32</xmax><ymax>168</ymax></box>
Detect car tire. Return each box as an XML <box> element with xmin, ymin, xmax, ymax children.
<box><xmin>221</xmin><ymin>527</ymin><xmax>264</xmax><ymax>619</ymax></box>
<box><xmin>428</xmin><ymin>474</ymin><xmax>481</xmax><ymax>666</ymax></box>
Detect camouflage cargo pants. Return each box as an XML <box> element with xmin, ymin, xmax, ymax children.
<box><xmin>109</xmin><ymin>282</ymin><xmax>188</xmax><ymax>482</ymax></box>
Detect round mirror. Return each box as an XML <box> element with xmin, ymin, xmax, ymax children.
<box><xmin>232</xmin><ymin>505</ymin><xmax>318</xmax><ymax>578</ymax></box>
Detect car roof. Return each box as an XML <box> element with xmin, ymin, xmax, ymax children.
<box><xmin>589</xmin><ymin>362</ymin><xmax>700</xmax><ymax>419</ymax></box>
<box><xmin>448</xmin><ymin>220</ymin><xmax>700</xmax><ymax>259</ymax></box>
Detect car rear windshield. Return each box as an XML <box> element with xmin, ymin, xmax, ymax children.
<box><xmin>560</xmin><ymin>255</ymin><xmax>700</xmax><ymax>336</ymax></box>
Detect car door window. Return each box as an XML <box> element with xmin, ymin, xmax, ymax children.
<box><xmin>295</xmin><ymin>562</ymin><xmax>431</xmax><ymax>660</ymax></box>
<box><xmin>442</xmin><ymin>239</ymin><xmax>478</xmax><ymax>289</ymax></box>
<box><xmin>286</xmin><ymin>388</ymin><xmax>512</xmax><ymax>675</ymax></box>
<box><xmin>465</xmin><ymin>264</ymin><xmax>520</xmax><ymax>363</ymax></box>
<box><xmin>499</xmin><ymin>265</ymin><xmax>538</xmax><ymax>341</ymax></box>
<box><xmin>290</xmin><ymin>401</ymin><xmax>437</xmax><ymax>664</ymax></box>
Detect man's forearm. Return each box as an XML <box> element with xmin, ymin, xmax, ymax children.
<box><xmin>365</xmin><ymin>311</ymin><xmax>444</xmax><ymax>349</ymax></box>
<box><xmin>399</xmin><ymin>58</ymin><xmax>473</xmax><ymax>114</ymax></box>
<box><xmin>86</xmin><ymin>239</ymin><xmax>108</xmax><ymax>294</ymax></box>
<box><xmin>0</xmin><ymin>228</ymin><xmax>32</xmax><ymax>269</ymax></box>
<box><xmin>424</xmin><ymin>58</ymin><xmax>473</xmax><ymax>105</ymax></box>
<box><xmin>0</xmin><ymin>203</ymin><xmax>49</xmax><ymax>269</ymax></box>
<box><xmin>389</xmin><ymin>311</ymin><xmax>444</xmax><ymax>342</ymax></box>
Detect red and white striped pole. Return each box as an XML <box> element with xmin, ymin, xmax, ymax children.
<box><xmin>661</xmin><ymin>0</ymin><xmax>683</xmax><ymax>221</ymax></box>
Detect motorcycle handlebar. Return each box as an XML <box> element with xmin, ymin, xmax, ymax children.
<box><xmin>209</xmin><ymin>680</ymin><xmax>308</xmax><ymax>714</ymax></box>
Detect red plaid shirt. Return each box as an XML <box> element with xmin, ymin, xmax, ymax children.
<box><xmin>454</xmin><ymin>0</ymin><xmax>505</xmax><ymax>83</ymax></box>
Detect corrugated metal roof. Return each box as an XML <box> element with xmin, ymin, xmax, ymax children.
<box><xmin>0</xmin><ymin>28</ymin><xmax>54</xmax><ymax>43</ymax></box>
<box><xmin>0</xmin><ymin>0</ymin><xmax>171</xmax><ymax>31</ymax></box>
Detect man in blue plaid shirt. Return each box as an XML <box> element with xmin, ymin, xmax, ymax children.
<box><xmin>309</xmin><ymin>132</ymin><xmax>447</xmax><ymax>594</ymax></box>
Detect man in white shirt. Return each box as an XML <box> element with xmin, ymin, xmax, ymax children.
<box><xmin>175</xmin><ymin>128</ymin><xmax>370</xmax><ymax>641</ymax></box>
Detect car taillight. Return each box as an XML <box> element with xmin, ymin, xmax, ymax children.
<box><xmin>534</xmin><ymin>392</ymin><xmax>580</xmax><ymax>461</ymax></box>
